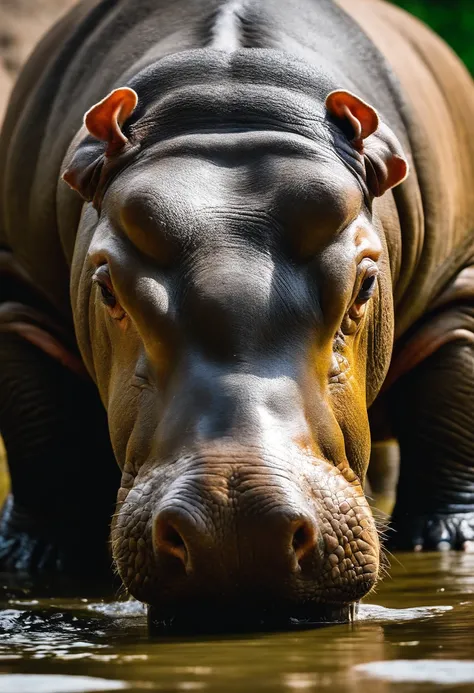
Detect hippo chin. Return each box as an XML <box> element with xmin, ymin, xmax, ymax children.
<box><xmin>1</xmin><ymin>0</ymin><xmax>474</xmax><ymax>630</ymax></box>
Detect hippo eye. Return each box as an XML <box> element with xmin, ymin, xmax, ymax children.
<box><xmin>92</xmin><ymin>265</ymin><xmax>126</xmax><ymax>320</ymax></box>
<box><xmin>93</xmin><ymin>267</ymin><xmax>116</xmax><ymax>306</ymax></box>
<box><xmin>347</xmin><ymin>266</ymin><xmax>378</xmax><ymax>324</ymax></box>
<box><xmin>356</xmin><ymin>274</ymin><xmax>377</xmax><ymax>303</ymax></box>
<box><xmin>98</xmin><ymin>282</ymin><xmax>116</xmax><ymax>308</ymax></box>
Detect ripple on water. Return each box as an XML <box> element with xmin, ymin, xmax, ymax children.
<box><xmin>354</xmin><ymin>660</ymin><xmax>474</xmax><ymax>685</ymax></box>
<box><xmin>357</xmin><ymin>603</ymin><xmax>453</xmax><ymax>622</ymax></box>
<box><xmin>0</xmin><ymin>609</ymin><xmax>108</xmax><ymax>658</ymax></box>
<box><xmin>87</xmin><ymin>600</ymin><xmax>146</xmax><ymax>617</ymax></box>
<box><xmin>86</xmin><ymin>600</ymin><xmax>453</xmax><ymax>625</ymax></box>
<box><xmin>0</xmin><ymin>609</ymin><xmax>22</xmax><ymax>631</ymax></box>
<box><xmin>0</xmin><ymin>675</ymin><xmax>129</xmax><ymax>693</ymax></box>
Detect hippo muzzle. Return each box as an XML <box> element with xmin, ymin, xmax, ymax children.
<box><xmin>111</xmin><ymin>383</ymin><xmax>380</xmax><ymax>630</ymax></box>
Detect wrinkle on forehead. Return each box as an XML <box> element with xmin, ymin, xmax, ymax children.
<box><xmin>107</xmin><ymin>142</ymin><xmax>363</xmax><ymax>269</ymax></box>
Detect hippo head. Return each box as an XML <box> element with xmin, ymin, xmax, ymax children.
<box><xmin>63</xmin><ymin>52</ymin><xmax>408</xmax><ymax>630</ymax></box>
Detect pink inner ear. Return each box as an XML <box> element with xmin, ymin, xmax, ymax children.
<box><xmin>84</xmin><ymin>87</ymin><xmax>138</xmax><ymax>156</ymax></box>
<box><xmin>363</xmin><ymin>121</ymin><xmax>409</xmax><ymax>197</ymax></box>
<box><xmin>382</xmin><ymin>154</ymin><xmax>409</xmax><ymax>193</ymax></box>
<box><xmin>325</xmin><ymin>90</ymin><xmax>379</xmax><ymax>145</ymax></box>
<box><xmin>341</xmin><ymin>104</ymin><xmax>363</xmax><ymax>149</ymax></box>
<box><xmin>326</xmin><ymin>90</ymin><xmax>408</xmax><ymax>197</ymax></box>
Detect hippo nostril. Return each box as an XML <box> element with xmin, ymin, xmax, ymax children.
<box><xmin>154</xmin><ymin>519</ymin><xmax>188</xmax><ymax>569</ymax></box>
<box><xmin>291</xmin><ymin>519</ymin><xmax>318</xmax><ymax>564</ymax></box>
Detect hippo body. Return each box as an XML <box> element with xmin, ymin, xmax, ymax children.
<box><xmin>1</xmin><ymin>0</ymin><xmax>474</xmax><ymax>628</ymax></box>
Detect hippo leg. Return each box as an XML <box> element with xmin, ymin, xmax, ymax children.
<box><xmin>0</xmin><ymin>331</ymin><xmax>119</xmax><ymax>584</ymax></box>
<box><xmin>389</xmin><ymin>339</ymin><xmax>474</xmax><ymax>551</ymax></box>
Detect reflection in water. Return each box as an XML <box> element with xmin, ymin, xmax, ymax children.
<box><xmin>0</xmin><ymin>675</ymin><xmax>129</xmax><ymax>692</ymax></box>
<box><xmin>357</xmin><ymin>604</ymin><xmax>452</xmax><ymax>621</ymax></box>
<box><xmin>0</xmin><ymin>553</ymin><xmax>473</xmax><ymax>692</ymax></box>
<box><xmin>355</xmin><ymin>660</ymin><xmax>474</xmax><ymax>685</ymax></box>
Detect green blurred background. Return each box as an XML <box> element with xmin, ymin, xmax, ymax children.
<box><xmin>394</xmin><ymin>0</ymin><xmax>473</xmax><ymax>72</ymax></box>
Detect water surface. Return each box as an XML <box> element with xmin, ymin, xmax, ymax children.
<box><xmin>0</xmin><ymin>552</ymin><xmax>473</xmax><ymax>692</ymax></box>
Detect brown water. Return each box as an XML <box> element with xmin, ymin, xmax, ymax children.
<box><xmin>0</xmin><ymin>552</ymin><xmax>473</xmax><ymax>693</ymax></box>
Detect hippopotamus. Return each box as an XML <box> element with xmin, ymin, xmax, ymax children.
<box><xmin>1</xmin><ymin>0</ymin><xmax>473</xmax><ymax>629</ymax></box>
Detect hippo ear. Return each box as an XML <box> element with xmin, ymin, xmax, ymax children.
<box><xmin>326</xmin><ymin>90</ymin><xmax>408</xmax><ymax>197</ymax></box>
<box><xmin>62</xmin><ymin>87</ymin><xmax>138</xmax><ymax>202</ymax></box>
<box><xmin>83</xmin><ymin>87</ymin><xmax>138</xmax><ymax>157</ymax></box>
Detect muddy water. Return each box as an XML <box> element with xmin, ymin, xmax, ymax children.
<box><xmin>0</xmin><ymin>553</ymin><xmax>473</xmax><ymax>693</ymax></box>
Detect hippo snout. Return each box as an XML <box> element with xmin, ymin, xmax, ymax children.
<box><xmin>153</xmin><ymin>503</ymin><xmax>319</xmax><ymax>575</ymax></box>
<box><xmin>111</xmin><ymin>445</ymin><xmax>380</xmax><ymax>629</ymax></box>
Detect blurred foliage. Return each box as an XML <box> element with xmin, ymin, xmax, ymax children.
<box><xmin>393</xmin><ymin>1</ymin><xmax>474</xmax><ymax>73</ymax></box>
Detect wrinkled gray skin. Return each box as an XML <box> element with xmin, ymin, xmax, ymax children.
<box><xmin>71</xmin><ymin>50</ymin><xmax>385</xmax><ymax>622</ymax></box>
<box><xmin>1</xmin><ymin>0</ymin><xmax>474</xmax><ymax>630</ymax></box>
